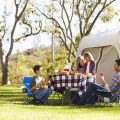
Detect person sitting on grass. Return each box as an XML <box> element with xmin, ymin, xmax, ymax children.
<box><xmin>78</xmin><ymin>59</ymin><xmax>120</xmax><ymax>105</ymax></box>
<box><xmin>30</xmin><ymin>65</ymin><xmax>52</xmax><ymax>104</ymax></box>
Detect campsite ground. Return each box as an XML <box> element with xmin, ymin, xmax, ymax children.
<box><xmin>0</xmin><ymin>85</ymin><xmax>120</xmax><ymax>120</ymax></box>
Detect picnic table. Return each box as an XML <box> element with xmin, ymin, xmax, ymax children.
<box><xmin>48</xmin><ymin>74</ymin><xmax>96</xmax><ymax>96</ymax></box>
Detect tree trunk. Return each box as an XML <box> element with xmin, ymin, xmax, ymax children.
<box><xmin>1</xmin><ymin>68</ymin><xmax>8</xmax><ymax>85</ymax></box>
<box><xmin>0</xmin><ymin>39</ymin><xmax>9</xmax><ymax>85</ymax></box>
<box><xmin>68</xmin><ymin>42</ymin><xmax>73</xmax><ymax>63</ymax></box>
<box><xmin>68</xmin><ymin>55</ymin><xmax>71</xmax><ymax>63</ymax></box>
<box><xmin>1</xmin><ymin>60</ymin><xmax>9</xmax><ymax>85</ymax></box>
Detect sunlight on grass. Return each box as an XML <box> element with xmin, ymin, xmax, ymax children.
<box><xmin>0</xmin><ymin>85</ymin><xmax>120</xmax><ymax>120</ymax></box>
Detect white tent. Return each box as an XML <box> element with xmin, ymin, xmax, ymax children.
<box><xmin>76</xmin><ymin>30</ymin><xmax>120</xmax><ymax>83</ymax></box>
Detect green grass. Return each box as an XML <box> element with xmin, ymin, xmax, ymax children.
<box><xmin>0</xmin><ymin>85</ymin><xmax>120</xmax><ymax>120</ymax></box>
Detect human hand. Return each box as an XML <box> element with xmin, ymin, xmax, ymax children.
<box><xmin>60</xmin><ymin>70</ymin><xmax>69</xmax><ymax>75</ymax></box>
<box><xmin>41</xmin><ymin>80</ymin><xmax>45</xmax><ymax>86</ymax></box>
<box><xmin>87</xmin><ymin>73</ymin><xmax>92</xmax><ymax>77</ymax></box>
<box><xmin>99</xmin><ymin>73</ymin><xmax>104</xmax><ymax>80</ymax></box>
<box><xmin>98</xmin><ymin>73</ymin><xmax>107</xmax><ymax>85</ymax></box>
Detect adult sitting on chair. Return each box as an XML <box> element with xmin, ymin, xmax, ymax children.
<box><xmin>30</xmin><ymin>65</ymin><xmax>52</xmax><ymax>104</ymax></box>
<box><xmin>78</xmin><ymin>59</ymin><xmax>120</xmax><ymax>105</ymax></box>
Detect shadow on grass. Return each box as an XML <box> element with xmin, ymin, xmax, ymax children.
<box><xmin>0</xmin><ymin>85</ymin><xmax>119</xmax><ymax>110</ymax></box>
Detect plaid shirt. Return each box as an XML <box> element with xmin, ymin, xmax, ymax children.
<box><xmin>48</xmin><ymin>74</ymin><xmax>96</xmax><ymax>96</ymax></box>
<box><xmin>109</xmin><ymin>72</ymin><xmax>120</xmax><ymax>96</ymax></box>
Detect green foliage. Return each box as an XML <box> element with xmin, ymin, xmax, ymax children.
<box><xmin>8</xmin><ymin>46</ymin><xmax>68</xmax><ymax>83</ymax></box>
<box><xmin>101</xmin><ymin>6</ymin><xmax>116</xmax><ymax>23</ymax></box>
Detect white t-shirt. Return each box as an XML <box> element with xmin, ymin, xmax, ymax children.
<box><xmin>86</xmin><ymin>62</ymin><xmax>90</xmax><ymax>74</ymax></box>
<box><xmin>35</xmin><ymin>77</ymin><xmax>42</xmax><ymax>85</ymax></box>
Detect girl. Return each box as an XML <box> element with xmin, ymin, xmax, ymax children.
<box><xmin>83</xmin><ymin>52</ymin><xmax>96</xmax><ymax>75</ymax></box>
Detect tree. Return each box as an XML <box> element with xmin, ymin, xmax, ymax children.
<box><xmin>40</xmin><ymin>0</ymin><xmax>118</xmax><ymax>62</ymax></box>
<box><xmin>0</xmin><ymin>0</ymin><xmax>42</xmax><ymax>85</ymax></box>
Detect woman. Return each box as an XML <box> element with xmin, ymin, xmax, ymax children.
<box><xmin>75</xmin><ymin>56</ymin><xmax>85</xmax><ymax>73</ymax></box>
<box><xmin>83</xmin><ymin>52</ymin><xmax>96</xmax><ymax>75</ymax></box>
<box><xmin>60</xmin><ymin>56</ymin><xmax>85</xmax><ymax>75</ymax></box>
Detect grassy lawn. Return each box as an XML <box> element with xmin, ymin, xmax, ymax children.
<box><xmin>0</xmin><ymin>85</ymin><xmax>120</xmax><ymax>120</ymax></box>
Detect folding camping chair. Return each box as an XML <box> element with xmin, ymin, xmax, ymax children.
<box><xmin>97</xmin><ymin>85</ymin><xmax>120</xmax><ymax>106</ymax></box>
<box><xmin>22</xmin><ymin>76</ymin><xmax>37</xmax><ymax>104</ymax></box>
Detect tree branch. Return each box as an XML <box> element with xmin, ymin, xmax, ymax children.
<box><xmin>61</xmin><ymin>1</ymin><xmax>67</xmax><ymax>32</ymax></box>
<box><xmin>77</xmin><ymin>0</ymin><xmax>82</xmax><ymax>5</ymax></box>
<box><xmin>17</xmin><ymin>0</ymin><xmax>29</xmax><ymax>21</ymax></box>
<box><xmin>83</xmin><ymin>0</ymin><xmax>102</xmax><ymax>35</ymax></box>
<box><xmin>15</xmin><ymin>21</ymin><xmax>42</xmax><ymax>42</ymax></box>
<box><xmin>60</xmin><ymin>0</ymin><xmax>77</xmax><ymax>51</ymax></box>
<box><xmin>14</xmin><ymin>0</ymin><xmax>21</xmax><ymax>6</ymax></box>
<box><xmin>76</xmin><ymin>2</ymin><xmax>83</xmax><ymax>39</ymax></box>
<box><xmin>85</xmin><ymin>0</ymin><xmax>117</xmax><ymax>35</ymax></box>
<box><xmin>6</xmin><ymin>1</ymin><xmax>19</xmax><ymax>58</ymax></box>
<box><xmin>7</xmin><ymin>0</ymin><xmax>29</xmax><ymax>57</ymax></box>
<box><xmin>41</xmin><ymin>11</ymin><xmax>76</xmax><ymax>57</ymax></box>
<box><xmin>104</xmin><ymin>0</ymin><xmax>117</xmax><ymax>8</ymax></box>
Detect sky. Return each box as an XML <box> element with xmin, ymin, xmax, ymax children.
<box><xmin>0</xmin><ymin>0</ymin><xmax>120</xmax><ymax>54</ymax></box>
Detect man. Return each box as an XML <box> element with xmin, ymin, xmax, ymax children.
<box><xmin>78</xmin><ymin>59</ymin><xmax>120</xmax><ymax>105</ymax></box>
<box><xmin>30</xmin><ymin>65</ymin><xmax>52</xmax><ymax>104</ymax></box>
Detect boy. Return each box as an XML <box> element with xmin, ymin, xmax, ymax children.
<box><xmin>30</xmin><ymin>65</ymin><xmax>52</xmax><ymax>104</ymax></box>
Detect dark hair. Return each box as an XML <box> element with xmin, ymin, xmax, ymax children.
<box><xmin>33</xmin><ymin>65</ymin><xmax>42</xmax><ymax>73</ymax></box>
<box><xmin>115</xmin><ymin>59</ymin><xmax>120</xmax><ymax>66</ymax></box>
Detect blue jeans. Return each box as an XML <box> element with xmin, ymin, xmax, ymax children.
<box><xmin>33</xmin><ymin>88</ymin><xmax>52</xmax><ymax>103</ymax></box>
<box><xmin>78</xmin><ymin>83</ymin><xmax>112</xmax><ymax>105</ymax></box>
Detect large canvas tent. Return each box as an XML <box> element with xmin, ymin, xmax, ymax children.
<box><xmin>76</xmin><ymin>30</ymin><xmax>120</xmax><ymax>83</ymax></box>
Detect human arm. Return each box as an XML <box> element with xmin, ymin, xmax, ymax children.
<box><xmin>99</xmin><ymin>74</ymin><xmax>111</xmax><ymax>92</ymax></box>
<box><xmin>30</xmin><ymin>78</ymin><xmax>44</xmax><ymax>92</ymax></box>
<box><xmin>30</xmin><ymin>83</ymin><xmax>41</xmax><ymax>92</ymax></box>
<box><xmin>99</xmin><ymin>74</ymin><xmax>107</xmax><ymax>85</ymax></box>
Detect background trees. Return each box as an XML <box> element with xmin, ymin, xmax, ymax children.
<box><xmin>0</xmin><ymin>0</ymin><xmax>119</xmax><ymax>85</ymax></box>
<box><xmin>8</xmin><ymin>46</ymin><xmax>68</xmax><ymax>84</ymax></box>
<box><xmin>0</xmin><ymin>0</ymin><xmax>42</xmax><ymax>85</ymax></box>
<box><xmin>41</xmin><ymin>0</ymin><xmax>118</xmax><ymax>62</ymax></box>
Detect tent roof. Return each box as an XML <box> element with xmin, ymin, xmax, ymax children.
<box><xmin>76</xmin><ymin>30</ymin><xmax>120</xmax><ymax>57</ymax></box>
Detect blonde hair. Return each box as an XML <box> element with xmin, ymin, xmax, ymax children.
<box><xmin>84</xmin><ymin>52</ymin><xmax>94</xmax><ymax>61</ymax></box>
